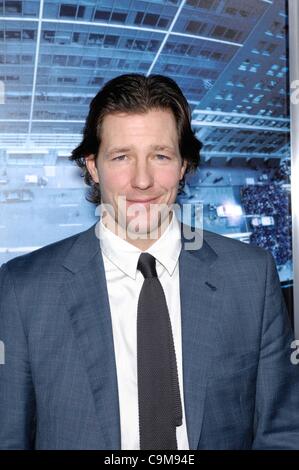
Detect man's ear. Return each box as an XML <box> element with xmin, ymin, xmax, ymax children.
<box><xmin>180</xmin><ymin>159</ymin><xmax>188</xmax><ymax>180</ymax></box>
<box><xmin>85</xmin><ymin>154</ymin><xmax>99</xmax><ymax>183</ymax></box>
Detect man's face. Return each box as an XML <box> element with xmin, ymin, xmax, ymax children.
<box><xmin>85</xmin><ymin>108</ymin><xmax>187</xmax><ymax>241</ymax></box>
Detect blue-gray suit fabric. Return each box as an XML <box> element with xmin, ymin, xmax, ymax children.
<box><xmin>0</xmin><ymin>221</ymin><xmax>298</xmax><ymax>449</ymax></box>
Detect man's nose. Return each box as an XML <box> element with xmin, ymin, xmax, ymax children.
<box><xmin>131</xmin><ymin>160</ymin><xmax>154</xmax><ymax>189</ymax></box>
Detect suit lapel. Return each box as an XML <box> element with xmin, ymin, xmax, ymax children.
<box><xmin>179</xmin><ymin>225</ymin><xmax>224</xmax><ymax>449</ymax></box>
<box><xmin>61</xmin><ymin>222</ymin><xmax>121</xmax><ymax>449</ymax></box>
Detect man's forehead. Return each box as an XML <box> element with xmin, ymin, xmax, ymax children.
<box><xmin>100</xmin><ymin>108</ymin><xmax>176</xmax><ymax>127</ymax></box>
<box><xmin>98</xmin><ymin>109</ymin><xmax>179</xmax><ymax>146</ymax></box>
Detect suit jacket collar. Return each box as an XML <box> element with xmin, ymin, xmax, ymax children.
<box><xmin>179</xmin><ymin>225</ymin><xmax>223</xmax><ymax>449</ymax></box>
<box><xmin>62</xmin><ymin>221</ymin><xmax>217</xmax><ymax>273</ymax></box>
<box><xmin>61</xmin><ymin>221</ymin><xmax>222</xmax><ymax>449</ymax></box>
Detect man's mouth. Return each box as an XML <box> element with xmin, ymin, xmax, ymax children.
<box><xmin>127</xmin><ymin>197</ymin><xmax>159</xmax><ymax>204</ymax></box>
<box><xmin>128</xmin><ymin>198</ymin><xmax>157</xmax><ymax>203</ymax></box>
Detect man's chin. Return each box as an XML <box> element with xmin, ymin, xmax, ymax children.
<box><xmin>125</xmin><ymin>213</ymin><xmax>173</xmax><ymax>240</ymax></box>
<box><xmin>125</xmin><ymin>220</ymin><xmax>162</xmax><ymax>240</ymax></box>
<box><xmin>103</xmin><ymin>206</ymin><xmax>173</xmax><ymax>240</ymax></box>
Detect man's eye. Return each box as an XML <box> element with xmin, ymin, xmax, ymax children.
<box><xmin>113</xmin><ymin>155</ymin><xmax>126</xmax><ymax>161</ymax></box>
<box><xmin>156</xmin><ymin>154</ymin><xmax>170</xmax><ymax>160</ymax></box>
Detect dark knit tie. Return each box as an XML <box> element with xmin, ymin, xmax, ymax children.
<box><xmin>137</xmin><ymin>252</ymin><xmax>182</xmax><ymax>450</ymax></box>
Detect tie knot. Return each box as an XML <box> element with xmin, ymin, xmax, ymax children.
<box><xmin>137</xmin><ymin>253</ymin><xmax>157</xmax><ymax>279</ymax></box>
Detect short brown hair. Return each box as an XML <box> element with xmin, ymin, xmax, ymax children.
<box><xmin>69</xmin><ymin>73</ymin><xmax>202</xmax><ymax>205</ymax></box>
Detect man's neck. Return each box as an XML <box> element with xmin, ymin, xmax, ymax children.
<box><xmin>101</xmin><ymin>211</ymin><xmax>173</xmax><ymax>251</ymax></box>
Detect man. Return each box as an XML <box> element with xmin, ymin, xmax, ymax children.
<box><xmin>0</xmin><ymin>74</ymin><xmax>298</xmax><ymax>450</ymax></box>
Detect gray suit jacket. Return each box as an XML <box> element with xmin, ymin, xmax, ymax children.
<box><xmin>0</xmin><ymin>222</ymin><xmax>298</xmax><ymax>449</ymax></box>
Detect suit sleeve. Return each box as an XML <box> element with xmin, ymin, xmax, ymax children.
<box><xmin>252</xmin><ymin>250</ymin><xmax>299</xmax><ymax>449</ymax></box>
<box><xmin>0</xmin><ymin>263</ymin><xmax>36</xmax><ymax>449</ymax></box>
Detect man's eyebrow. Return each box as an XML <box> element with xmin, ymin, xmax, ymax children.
<box><xmin>151</xmin><ymin>145</ymin><xmax>176</xmax><ymax>152</ymax></box>
<box><xmin>106</xmin><ymin>145</ymin><xmax>176</xmax><ymax>155</ymax></box>
<box><xmin>106</xmin><ymin>147</ymin><xmax>131</xmax><ymax>156</ymax></box>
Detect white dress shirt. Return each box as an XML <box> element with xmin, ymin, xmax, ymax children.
<box><xmin>99</xmin><ymin>211</ymin><xmax>190</xmax><ymax>450</ymax></box>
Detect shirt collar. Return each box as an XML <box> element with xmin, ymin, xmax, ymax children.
<box><xmin>99</xmin><ymin>210</ymin><xmax>182</xmax><ymax>280</ymax></box>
